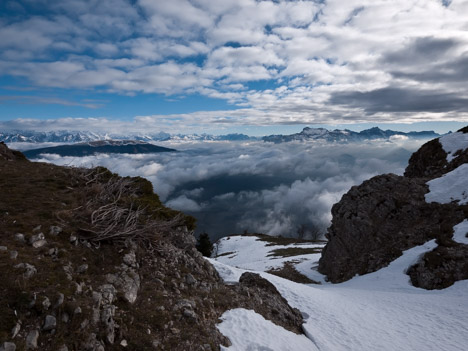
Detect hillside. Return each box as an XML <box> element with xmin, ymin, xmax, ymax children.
<box><xmin>22</xmin><ymin>140</ymin><xmax>176</xmax><ymax>159</ymax></box>
<box><xmin>0</xmin><ymin>142</ymin><xmax>303</xmax><ymax>351</ymax></box>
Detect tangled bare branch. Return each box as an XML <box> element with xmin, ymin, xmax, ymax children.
<box><xmin>65</xmin><ymin>168</ymin><xmax>184</xmax><ymax>247</ymax></box>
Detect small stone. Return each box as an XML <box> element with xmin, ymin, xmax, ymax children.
<box><xmin>74</xmin><ymin>307</ymin><xmax>82</xmax><ymax>315</ymax></box>
<box><xmin>32</xmin><ymin>239</ymin><xmax>47</xmax><ymax>248</ymax></box>
<box><xmin>15</xmin><ymin>263</ymin><xmax>37</xmax><ymax>279</ymax></box>
<box><xmin>11</xmin><ymin>321</ymin><xmax>21</xmax><ymax>338</ymax></box>
<box><xmin>74</xmin><ymin>282</ymin><xmax>85</xmax><ymax>294</ymax></box>
<box><xmin>77</xmin><ymin>264</ymin><xmax>88</xmax><ymax>274</ymax></box>
<box><xmin>0</xmin><ymin>246</ymin><xmax>7</xmax><ymax>251</ymax></box>
<box><xmin>120</xmin><ymin>340</ymin><xmax>128</xmax><ymax>347</ymax></box>
<box><xmin>32</xmin><ymin>225</ymin><xmax>42</xmax><ymax>233</ymax></box>
<box><xmin>69</xmin><ymin>235</ymin><xmax>77</xmax><ymax>243</ymax></box>
<box><xmin>1</xmin><ymin>342</ymin><xmax>16</xmax><ymax>351</ymax></box>
<box><xmin>49</xmin><ymin>226</ymin><xmax>62</xmax><ymax>236</ymax></box>
<box><xmin>43</xmin><ymin>315</ymin><xmax>56</xmax><ymax>331</ymax></box>
<box><xmin>57</xmin><ymin>345</ymin><xmax>68</xmax><ymax>351</ymax></box>
<box><xmin>42</xmin><ymin>297</ymin><xmax>51</xmax><ymax>311</ymax></box>
<box><xmin>152</xmin><ymin>340</ymin><xmax>160</xmax><ymax>349</ymax></box>
<box><xmin>183</xmin><ymin>309</ymin><xmax>197</xmax><ymax>320</ymax></box>
<box><xmin>14</xmin><ymin>233</ymin><xmax>25</xmax><ymax>242</ymax></box>
<box><xmin>47</xmin><ymin>248</ymin><xmax>58</xmax><ymax>256</ymax></box>
<box><xmin>29</xmin><ymin>233</ymin><xmax>45</xmax><ymax>244</ymax></box>
<box><xmin>123</xmin><ymin>251</ymin><xmax>137</xmax><ymax>267</ymax></box>
<box><xmin>10</xmin><ymin>251</ymin><xmax>18</xmax><ymax>259</ymax></box>
<box><xmin>54</xmin><ymin>293</ymin><xmax>64</xmax><ymax>308</ymax></box>
<box><xmin>25</xmin><ymin>330</ymin><xmax>39</xmax><ymax>349</ymax></box>
<box><xmin>80</xmin><ymin>319</ymin><xmax>89</xmax><ymax>330</ymax></box>
<box><xmin>62</xmin><ymin>313</ymin><xmax>70</xmax><ymax>323</ymax></box>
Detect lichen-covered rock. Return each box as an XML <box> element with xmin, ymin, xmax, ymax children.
<box><xmin>25</xmin><ymin>330</ymin><xmax>39</xmax><ymax>349</ymax></box>
<box><xmin>43</xmin><ymin>315</ymin><xmax>57</xmax><ymax>331</ymax></box>
<box><xmin>1</xmin><ymin>342</ymin><xmax>16</xmax><ymax>351</ymax></box>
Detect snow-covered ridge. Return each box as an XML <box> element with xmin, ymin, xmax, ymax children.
<box><xmin>262</xmin><ymin>126</ymin><xmax>439</xmax><ymax>143</ymax></box>
<box><xmin>0</xmin><ymin>130</ymin><xmax>255</xmax><ymax>143</ymax></box>
<box><xmin>0</xmin><ymin>127</ymin><xmax>439</xmax><ymax>144</ymax></box>
<box><xmin>425</xmin><ymin>163</ymin><xmax>468</xmax><ymax>205</ymax></box>
<box><xmin>439</xmin><ymin>130</ymin><xmax>468</xmax><ymax>162</ymax></box>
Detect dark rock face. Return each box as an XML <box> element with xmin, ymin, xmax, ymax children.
<box><xmin>319</xmin><ymin>129</ymin><xmax>468</xmax><ymax>288</ymax></box>
<box><xmin>407</xmin><ymin>244</ymin><xmax>468</xmax><ymax>289</ymax></box>
<box><xmin>0</xmin><ymin>142</ymin><xmax>27</xmax><ymax>161</ymax></box>
<box><xmin>404</xmin><ymin>139</ymin><xmax>448</xmax><ymax>178</ymax></box>
<box><xmin>231</xmin><ymin>273</ymin><xmax>304</xmax><ymax>334</ymax></box>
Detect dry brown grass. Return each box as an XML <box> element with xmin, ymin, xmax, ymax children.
<box><xmin>267</xmin><ymin>262</ymin><xmax>320</xmax><ymax>284</ymax></box>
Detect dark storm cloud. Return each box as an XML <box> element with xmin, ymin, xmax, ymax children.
<box><xmin>329</xmin><ymin>87</ymin><xmax>468</xmax><ymax>115</ymax></box>
<box><xmin>382</xmin><ymin>37</ymin><xmax>459</xmax><ymax>66</ymax></box>
<box><xmin>391</xmin><ymin>55</ymin><xmax>468</xmax><ymax>84</ymax></box>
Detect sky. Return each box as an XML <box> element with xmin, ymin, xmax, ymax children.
<box><xmin>1</xmin><ymin>0</ymin><xmax>468</xmax><ymax>135</ymax></box>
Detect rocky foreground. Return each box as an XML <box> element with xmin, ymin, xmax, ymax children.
<box><xmin>319</xmin><ymin>127</ymin><xmax>468</xmax><ymax>288</ymax></box>
<box><xmin>0</xmin><ymin>142</ymin><xmax>303</xmax><ymax>351</ymax></box>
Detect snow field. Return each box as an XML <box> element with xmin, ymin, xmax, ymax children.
<box><xmin>211</xmin><ymin>239</ymin><xmax>468</xmax><ymax>351</ymax></box>
<box><xmin>213</xmin><ymin>235</ymin><xmax>325</xmax><ymax>272</ymax></box>
<box><xmin>218</xmin><ymin>309</ymin><xmax>319</xmax><ymax>351</ymax></box>
<box><xmin>439</xmin><ymin>131</ymin><xmax>468</xmax><ymax>162</ymax></box>
<box><xmin>425</xmin><ymin>163</ymin><xmax>468</xmax><ymax>205</ymax></box>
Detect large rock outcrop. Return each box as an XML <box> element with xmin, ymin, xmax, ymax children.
<box><xmin>319</xmin><ymin>127</ymin><xmax>468</xmax><ymax>288</ymax></box>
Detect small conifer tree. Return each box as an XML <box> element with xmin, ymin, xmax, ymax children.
<box><xmin>196</xmin><ymin>232</ymin><xmax>213</xmax><ymax>257</ymax></box>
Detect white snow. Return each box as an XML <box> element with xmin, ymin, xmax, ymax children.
<box><xmin>453</xmin><ymin>219</ymin><xmax>468</xmax><ymax>244</ymax></box>
<box><xmin>211</xmin><ymin>239</ymin><xmax>468</xmax><ymax>351</ymax></box>
<box><xmin>439</xmin><ymin>131</ymin><xmax>468</xmax><ymax>162</ymax></box>
<box><xmin>425</xmin><ymin>163</ymin><xmax>468</xmax><ymax>205</ymax></box>
<box><xmin>213</xmin><ymin>235</ymin><xmax>325</xmax><ymax>272</ymax></box>
<box><xmin>218</xmin><ymin>309</ymin><xmax>318</xmax><ymax>351</ymax></box>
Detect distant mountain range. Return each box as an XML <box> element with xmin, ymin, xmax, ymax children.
<box><xmin>262</xmin><ymin>127</ymin><xmax>440</xmax><ymax>143</ymax></box>
<box><xmin>23</xmin><ymin>140</ymin><xmax>176</xmax><ymax>159</ymax></box>
<box><xmin>0</xmin><ymin>127</ymin><xmax>440</xmax><ymax>145</ymax></box>
<box><xmin>0</xmin><ymin>130</ymin><xmax>254</xmax><ymax>143</ymax></box>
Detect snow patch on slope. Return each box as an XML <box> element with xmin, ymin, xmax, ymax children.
<box><xmin>213</xmin><ymin>236</ymin><xmax>324</xmax><ymax>272</ymax></box>
<box><xmin>425</xmin><ymin>163</ymin><xmax>468</xmax><ymax>205</ymax></box>
<box><xmin>439</xmin><ymin>131</ymin><xmax>468</xmax><ymax>162</ymax></box>
<box><xmin>218</xmin><ymin>309</ymin><xmax>318</xmax><ymax>351</ymax></box>
<box><xmin>453</xmin><ymin>219</ymin><xmax>468</xmax><ymax>245</ymax></box>
<box><xmin>212</xmin><ymin>240</ymin><xmax>468</xmax><ymax>351</ymax></box>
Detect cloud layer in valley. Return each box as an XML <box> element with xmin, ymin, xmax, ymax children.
<box><xmin>1</xmin><ymin>1</ymin><xmax>468</xmax><ymax>131</ymax></box>
<box><xmin>30</xmin><ymin>138</ymin><xmax>426</xmax><ymax>240</ymax></box>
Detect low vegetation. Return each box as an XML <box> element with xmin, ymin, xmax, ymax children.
<box><xmin>267</xmin><ymin>262</ymin><xmax>320</xmax><ymax>284</ymax></box>
<box><xmin>267</xmin><ymin>247</ymin><xmax>322</xmax><ymax>258</ymax></box>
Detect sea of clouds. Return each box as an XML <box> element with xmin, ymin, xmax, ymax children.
<box><xmin>28</xmin><ymin>138</ymin><xmax>427</xmax><ymax>240</ymax></box>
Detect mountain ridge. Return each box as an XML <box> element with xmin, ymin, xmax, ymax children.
<box><xmin>22</xmin><ymin>140</ymin><xmax>176</xmax><ymax>159</ymax></box>
<box><xmin>262</xmin><ymin>126</ymin><xmax>440</xmax><ymax>143</ymax></box>
<box><xmin>1</xmin><ymin>127</ymin><xmax>439</xmax><ymax>144</ymax></box>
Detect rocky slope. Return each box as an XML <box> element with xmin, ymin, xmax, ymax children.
<box><xmin>318</xmin><ymin>127</ymin><xmax>468</xmax><ymax>289</ymax></box>
<box><xmin>0</xmin><ymin>144</ymin><xmax>303</xmax><ymax>351</ymax></box>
